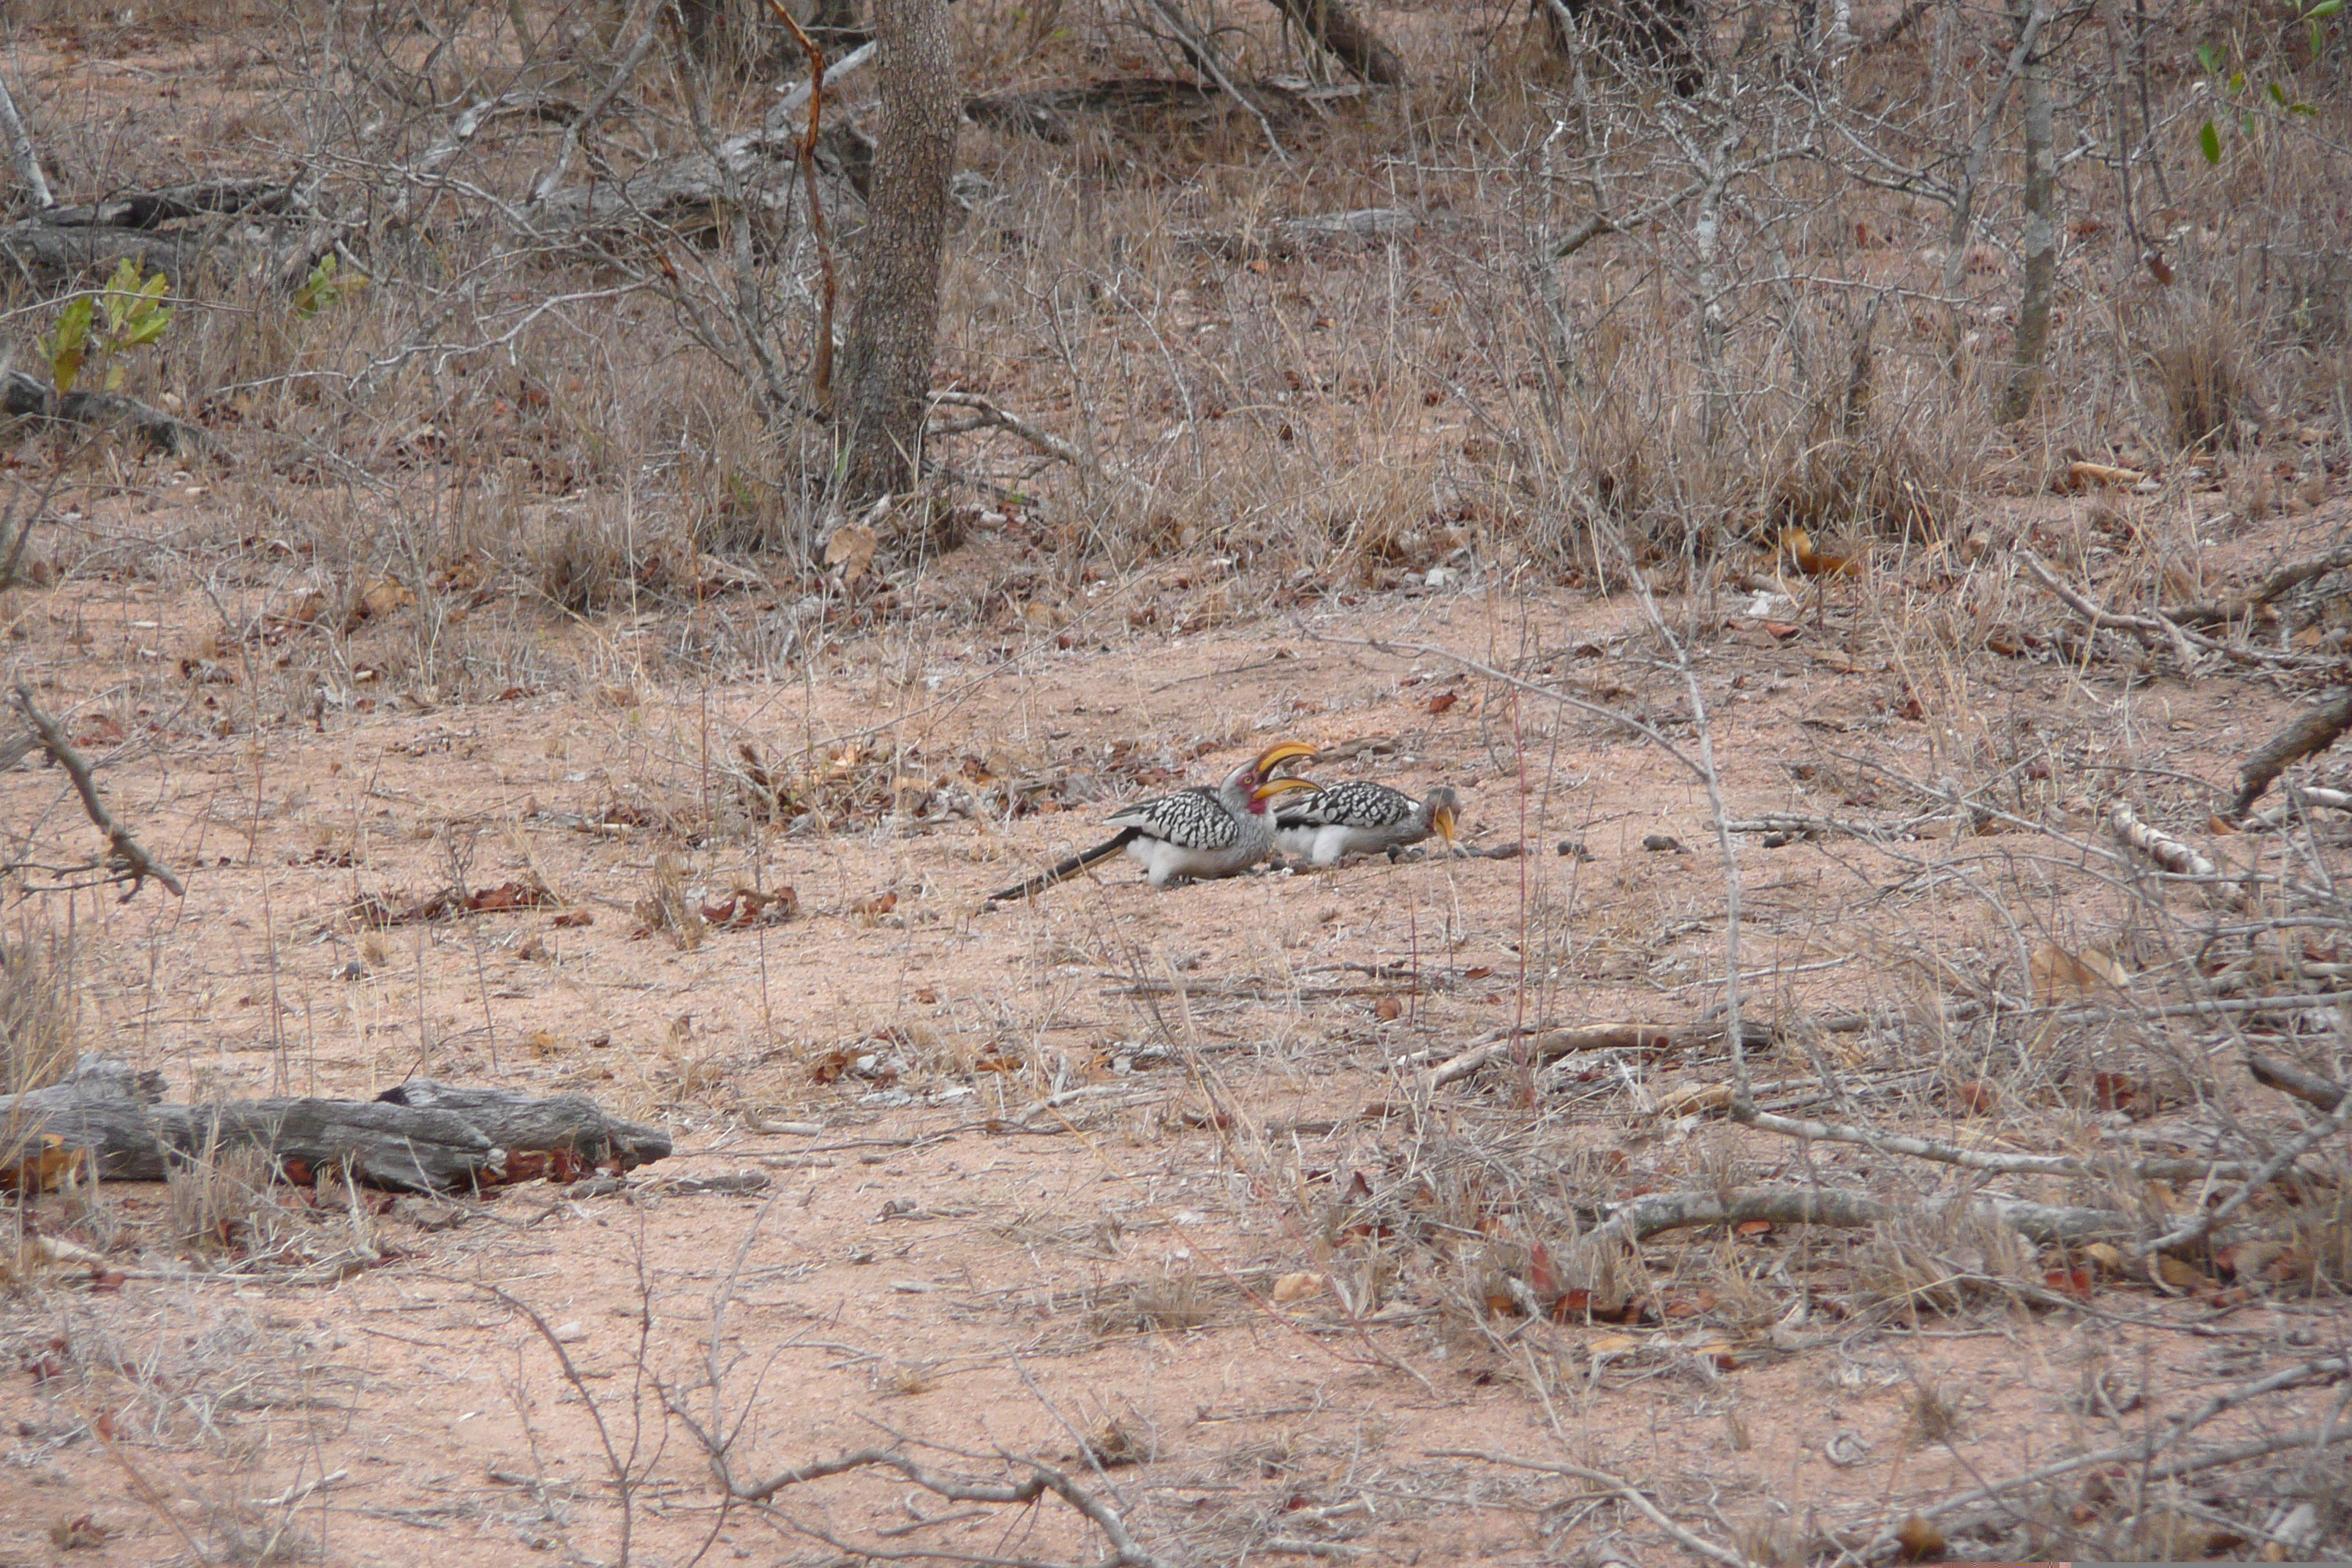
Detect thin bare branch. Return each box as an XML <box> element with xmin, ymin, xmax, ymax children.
<box><xmin>12</xmin><ymin>682</ymin><xmax>184</xmax><ymax>897</ymax></box>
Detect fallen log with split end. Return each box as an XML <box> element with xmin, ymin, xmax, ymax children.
<box><xmin>3</xmin><ymin>367</ymin><xmax>207</xmax><ymax>456</ymax></box>
<box><xmin>1</xmin><ymin>1063</ymin><xmax>669</xmax><ymax>1192</ymax></box>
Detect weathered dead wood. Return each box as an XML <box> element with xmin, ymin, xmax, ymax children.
<box><xmin>1179</xmin><ymin>206</ymin><xmax>1416</xmax><ymax>260</ymax></box>
<box><xmin>1584</xmin><ymin>1184</ymin><xmax>2133</xmax><ymax>1249</ymax></box>
<box><xmin>1265</xmin><ymin>0</ymin><xmax>1405</xmax><ymax>84</ymax></box>
<box><xmin>2106</xmin><ymin>800</ymin><xmax>2220</xmax><ymax>879</ymax></box>
<box><xmin>0</xmin><ymin>222</ymin><xmax>203</xmax><ymax>286</ymax></box>
<box><xmin>1425</xmin><ymin>1024</ymin><xmax>1682</xmax><ymax>1088</ymax></box>
<box><xmin>36</xmin><ymin>178</ymin><xmax>306</xmax><ymax>231</ymax></box>
<box><xmin>0</xmin><ymin>68</ymin><xmax>53</xmax><ymax>211</ymax></box>
<box><xmin>2228</xmin><ymin>685</ymin><xmax>2352</xmax><ymax>820</ymax></box>
<box><xmin>3</xmin><ymin>366</ymin><xmax>207</xmax><ymax>455</ymax></box>
<box><xmin>376</xmin><ymin>1079</ymin><xmax>673</xmax><ymax>1171</ymax></box>
<box><xmin>0</xmin><ymin>1067</ymin><xmax>669</xmax><ymax>1192</ymax></box>
<box><xmin>2247</xmin><ymin>1052</ymin><xmax>2345</xmax><ymax>1112</ymax></box>
<box><xmin>2164</xmin><ymin>540</ymin><xmax>2352</xmax><ymax>627</ymax></box>
<box><xmin>524</xmin><ymin>45</ymin><xmax>872</xmax><ymax>241</ymax></box>
<box><xmin>0</xmin><ymin>178</ymin><xmax>320</xmax><ymax>288</ymax></box>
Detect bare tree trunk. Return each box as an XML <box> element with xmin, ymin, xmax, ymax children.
<box><xmin>836</xmin><ymin>0</ymin><xmax>957</xmax><ymax>501</ymax></box>
<box><xmin>1268</xmin><ymin>0</ymin><xmax>1406</xmax><ymax>85</ymax></box>
<box><xmin>0</xmin><ymin>69</ymin><xmax>53</xmax><ymax>211</ymax></box>
<box><xmin>1937</xmin><ymin>0</ymin><xmax>2051</xmax><ymax>369</ymax></box>
<box><xmin>1997</xmin><ymin>0</ymin><xmax>2056</xmax><ymax>423</ymax></box>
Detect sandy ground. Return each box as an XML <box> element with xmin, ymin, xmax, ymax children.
<box><xmin>2</xmin><ymin>478</ymin><xmax>2350</xmax><ymax>1568</ymax></box>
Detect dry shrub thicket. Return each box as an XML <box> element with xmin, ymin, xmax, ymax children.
<box><xmin>3</xmin><ymin>0</ymin><xmax>2352</xmax><ymax>1561</ymax></box>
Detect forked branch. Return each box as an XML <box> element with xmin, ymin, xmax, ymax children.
<box><xmin>715</xmin><ymin>1444</ymin><xmax>1173</xmax><ymax>1568</ymax></box>
<box><xmin>11</xmin><ymin>683</ymin><xmax>184</xmax><ymax>897</ymax></box>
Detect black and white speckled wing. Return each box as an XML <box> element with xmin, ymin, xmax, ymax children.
<box><xmin>1104</xmin><ymin>785</ymin><xmax>1243</xmax><ymax>851</ymax></box>
<box><xmin>1275</xmin><ymin>780</ymin><xmax>1416</xmax><ymax>832</ymax></box>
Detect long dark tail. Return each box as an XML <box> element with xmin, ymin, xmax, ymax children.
<box><xmin>984</xmin><ymin>828</ymin><xmax>1140</xmax><ymax>905</ymax></box>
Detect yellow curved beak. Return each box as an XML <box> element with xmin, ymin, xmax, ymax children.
<box><xmin>1251</xmin><ymin>739</ymin><xmax>1319</xmax><ymax>780</ymax></box>
<box><xmin>1253</xmin><ymin>776</ymin><xmax>1322</xmax><ymax>804</ymax></box>
<box><xmin>1431</xmin><ymin>804</ymin><xmax>1458</xmax><ymax>843</ymax></box>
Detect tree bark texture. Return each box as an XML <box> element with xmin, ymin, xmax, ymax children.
<box><xmin>2</xmin><ymin>1067</ymin><xmax>671</xmax><ymax>1193</ymax></box>
<box><xmin>1997</xmin><ymin>0</ymin><xmax>2057</xmax><ymax>423</ymax></box>
<box><xmin>836</xmin><ymin>0</ymin><xmax>957</xmax><ymax>501</ymax></box>
<box><xmin>1267</xmin><ymin>0</ymin><xmax>1406</xmax><ymax>84</ymax></box>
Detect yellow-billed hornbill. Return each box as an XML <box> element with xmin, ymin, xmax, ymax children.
<box><xmin>987</xmin><ymin>740</ymin><xmax>1321</xmax><ymax>903</ymax></box>
<box><xmin>1274</xmin><ymin>781</ymin><xmax>1460</xmax><ymax>866</ymax></box>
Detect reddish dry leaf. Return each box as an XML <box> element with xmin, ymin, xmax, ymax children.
<box><xmin>2045</xmin><ymin>1267</ymin><xmax>2096</xmax><ymax>1299</ymax></box>
<box><xmin>1952</xmin><ymin>1079</ymin><xmax>2000</xmax><ymax>1115</ymax></box>
<box><xmin>1529</xmin><ymin>1240</ymin><xmax>1560</xmax><ymax>1300</ymax></box>
<box><xmin>1763</xmin><ymin>620</ymin><xmax>1802</xmax><ymax>641</ymax></box>
<box><xmin>467</xmin><ymin>881</ymin><xmax>554</xmax><ymax>913</ymax></box>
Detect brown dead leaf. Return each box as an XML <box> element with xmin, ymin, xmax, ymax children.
<box><xmin>353</xmin><ymin>578</ymin><xmax>417</xmax><ymax>624</ymax></box>
<box><xmin>1950</xmin><ymin>1079</ymin><xmax>1999</xmax><ymax>1116</ymax></box>
<box><xmin>701</xmin><ymin>887</ymin><xmax>797</xmax><ymax>927</ymax></box>
<box><xmin>2154</xmin><ymin>1255</ymin><xmax>2212</xmax><ymax>1292</ymax></box>
<box><xmin>0</xmin><ymin>1135</ymin><xmax>88</xmax><ymax>1194</ymax></box>
<box><xmin>2061</xmin><ymin>459</ymin><xmax>2149</xmax><ymax>491</ymax></box>
<box><xmin>2031</xmin><ymin>942</ymin><xmax>2130</xmax><ymax>1004</ymax></box>
<box><xmin>826</xmin><ymin>524</ymin><xmax>877</xmax><ymax>587</ymax></box>
<box><xmin>1761</xmin><ymin>619</ymin><xmax>1803</xmax><ymax>641</ymax></box>
<box><xmin>48</xmin><ymin>1515</ymin><xmax>108</xmax><ymax>1550</ymax></box>
<box><xmin>1271</xmin><ymin>1272</ymin><xmax>1326</xmax><ymax>1305</ymax></box>
<box><xmin>466</xmin><ymin>881</ymin><xmax>556</xmax><ymax>914</ymax></box>
<box><xmin>1656</xmin><ymin>1082</ymin><xmax>1733</xmax><ymax>1117</ymax></box>
<box><xmin>1894</xmin><ymin>1515</ymin><xmax>1946</xmax><ymax>1562</ymax></box>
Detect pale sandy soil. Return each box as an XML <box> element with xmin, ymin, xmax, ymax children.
<box><xmin>2</xmin><ymin>480</ymin><xmax>2348</xmax><ymax>1567</ymax></box>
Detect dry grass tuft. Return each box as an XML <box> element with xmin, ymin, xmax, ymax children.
<box><xmin>2150</xmin><ymin>312</ymin><xmax>2265</xmax><ymax>453</ymax></box>
<box><xmin>167</xmin><ymin>1145</ymin><xmax>286</xmax><ymax>1257</ymax></box>
<box><xmin>0</xmin><ymin>920</ymin><xmax>77</xmax><ymax>1097</ymax></box>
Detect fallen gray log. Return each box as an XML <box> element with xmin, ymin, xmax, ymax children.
<box><xmin>377</xmin><ymin>1079</ymin><xmax>673</xmax><ymax>1171</ymax></box>
<box><xmin>2</xmin><ymin>1066</ymin><xmax>669</xmax><ymax>1193</ymax></box>
<box><xmin>0</xmin><ymin>221</ymin><xmax>204</xmax><ymax>285</ymax></box>
<box><xmin>4</xmin><ymin>366</ymin><xmax>206</xmax><ymax>455</ymax></box>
